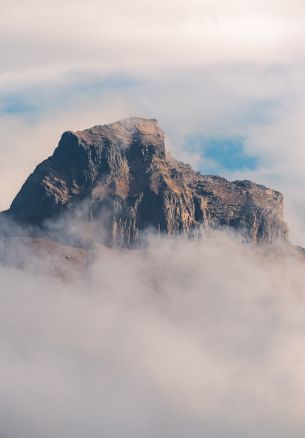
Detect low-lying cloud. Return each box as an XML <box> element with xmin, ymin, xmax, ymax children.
<box><xmin>1</xmin><ymin>227</ymin><xmax>305</xmax><ymax>437</ymax></box>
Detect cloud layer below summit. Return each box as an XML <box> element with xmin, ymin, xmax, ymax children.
<box><xmin>1</xmin><ymin>232</ymin><xmax>305</xmax><ymax>437</ymax></box>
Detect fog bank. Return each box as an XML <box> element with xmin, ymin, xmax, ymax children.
<box><xmin>1</xmin><ymin>231</ymin><xmax>305</xmax><ymax>437</ymax></box>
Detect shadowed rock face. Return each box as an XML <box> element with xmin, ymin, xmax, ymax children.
<box><xmin>4</xmin><ymin>117</ymin><xmax>288</xmax><ymax>246</ymax></box>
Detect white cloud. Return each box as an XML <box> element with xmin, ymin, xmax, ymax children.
<box><xmin>1</xmin><ymin>231</ymin><xmax>305</xmax><ymax>436</ymax></box>
<box><xmin>1</xmin><ymin>0</ymin><xmax>305</xmax><ymax>87</ymax></box>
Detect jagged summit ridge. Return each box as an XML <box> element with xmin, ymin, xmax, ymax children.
<box><xmin>4</xmin><ymin>117</ymin><xmax>288</xmax><ymax>246</ymax></box>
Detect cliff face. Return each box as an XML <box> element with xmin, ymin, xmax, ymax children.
<box><xmin>5</xmin><ymin>117</ymin><xmax>288</xmax><ymax>246</ymax></box>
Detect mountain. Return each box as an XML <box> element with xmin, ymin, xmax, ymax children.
<box><xmin>2</xmin><ymin>117</ymin><xmax>288</xmax><ymax>247</ymax></box>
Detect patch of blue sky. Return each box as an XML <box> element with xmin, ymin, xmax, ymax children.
<box><xmin>0</xmin><ymin>72</ymin><xmax>139</xmax><ymax>119</ymax></box>
<box><xmin>0</xmin><ymin>95</ymin><xmax>36</xmax><ymax>115</ymax></box>
<box><xmin>185</xmin><ymin>136</ymin><xmax>260</xmax><ymax>175</ymax></box>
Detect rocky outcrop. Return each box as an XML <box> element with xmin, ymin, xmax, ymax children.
<box><xmin>3</xmin><ymin>117</ymin><xmax>288</xmax><ymax>246</ymax></box>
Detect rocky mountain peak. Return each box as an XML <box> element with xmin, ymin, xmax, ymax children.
<box><xmin>3</xmin><ymin>118</ymin><xmax>288</xmax><ymax>246</ymax></box>
<box><xmin>75</xmin><ymin>117</ymin><xmax>163</xmax><ymax>146</ymax></box>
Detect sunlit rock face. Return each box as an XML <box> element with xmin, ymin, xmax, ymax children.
<box><xmin>4</xmin><ymin>117</ymin><xmax>288</xmax><ymax>246</ymax></box>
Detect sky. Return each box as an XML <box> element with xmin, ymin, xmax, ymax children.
<box><xmin>1</xmin><ymin>0</ymin><xmax>305</xmax><ymax>243</ymax></box>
